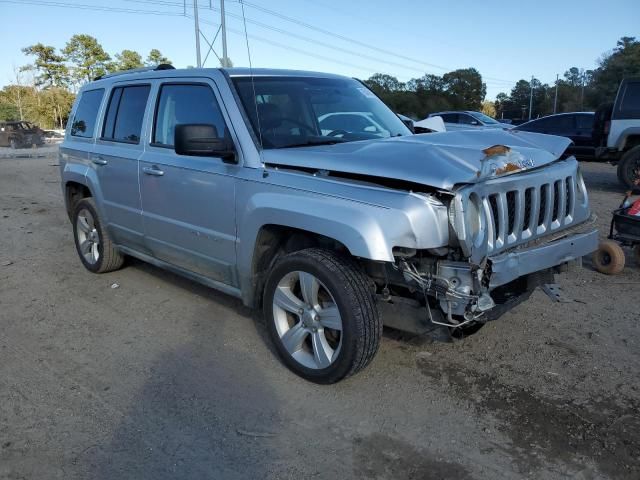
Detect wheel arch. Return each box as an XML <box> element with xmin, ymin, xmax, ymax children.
<box><xmin>243</xmin><ymin>223</ymin><xmax>365</xmax><ymax>309</ymax></box>
<box><xmin>64</xmin><ymin>180</ymin><xmax>93</xmax><ymax>220</ymax></box>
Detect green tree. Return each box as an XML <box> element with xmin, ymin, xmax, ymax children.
<box><xmin>442</xmin><ymin>68</ymin><xmax>486</xmax><ymax>110</ymax></box>
<box><xmin>364</xmin><ymin>73</ymin><xmax>405</xmax><ymax>95</ymax></box>
<box><xmin>145</xmin><ymin>48</ymin><xmax>171</xmax><ymax>66</ymax></box>
<box><xmin>0</xmin><ymin>100</ymin><xmax>19</xmax><ymax>121</ymax></box>
<box><xmin>62</xmin><ymin>34</ymin><xmax>112</xmax><ymax>84</ymax></box>
<box><xmin>590</xmin><ymin>36</ymin><xmax>640</xmax><ymax>106</ymax></box>
<box><xmin>21</xmin><ymin>43</ymin><xmax>69</xmax><ymax>88</ymax></box>
<box><xmin>114</xmin><ymin>49</ymin><xmax>143</xmax><ymax>71</ymax></box>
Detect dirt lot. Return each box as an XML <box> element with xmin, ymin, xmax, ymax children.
<box><xmin>1</xmin><ymin>151</ymin><xmax>639</xmax><ymax>479</ymax></box>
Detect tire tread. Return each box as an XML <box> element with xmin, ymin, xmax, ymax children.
<box><xmin>73</xmin><ymin>198</ymin><xmax>124</xmax><ymax>274</ymax></box>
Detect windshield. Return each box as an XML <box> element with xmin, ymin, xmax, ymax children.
<box><xmin>471</xmin><ymin>112</ymin><xmax>500</xmax><ymax>125</ymax></box>
<box><xmin>232</xmin><ymin>76</ymin><xmax>411</xmax><ymax>149</ymax></box>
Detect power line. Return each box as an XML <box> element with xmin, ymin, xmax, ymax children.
<box><xmin>0</xmin><ymin>0</ymin><xmax>185</xmax><ymax>15</ymax></box>
<box><xmin>4</xmin><ymin>0</ymin><xmax>523</xmax><ymax>87</ymax></box>
<box><xmin>119</xmin><ymin>0</ymin><xmax>518</xmax><ymax>84</ymax></box>
<box><xmin>239</xmin><ymin>0</ymin><xmax>518</xmax><ymax>84</ymax></box>
<box><xmin>124</xmin><ymin>0</ymin><xmax>518</xmax><ymax>84</ymax></box>
<box><xmin>190</xmin><ymin>15</ymin><xmax>383</xmax><ymax>74</ymax></box>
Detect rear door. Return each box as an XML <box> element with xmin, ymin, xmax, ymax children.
<box><xmin>91</xmin><ymin>82</ymin><xmax>151</xmax><ymax>251</ymax></box>
<box><xmin>138</xmin><ymin>78</ymin><xmax>240</xmax><ymax>286</ymax></box>
<box><xmin>609</xmin><ymin>78</ymin><xmax>640</xmax><ymax>148</ymax></box>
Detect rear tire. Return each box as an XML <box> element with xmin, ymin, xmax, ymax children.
<box><xmin>72</xmin><ymin>198</ymin><xmax>124</xmax><ymax>273</ymax></box>
<box><xmin>617</xmin><ymin>146</ymin><xmax>640</xmax><ymax>189</ymax></box>
<box><xmin>593</xmin><ymin>240</ymin><xmax>625</xmax><ymax>275</ymax></box>
<box><xmin>263</xmin><ymin>248</ymin><xmax>381</xmax><ymax>384</ymax></box>
<box><xmin>633</xmin><ymin>244</ymin><xmax>640</xmax><ymax>267</ymax></box>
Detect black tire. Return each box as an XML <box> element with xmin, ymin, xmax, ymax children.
<box><xmin>617</xmin><ymin>146</ymin><xmax>640</xmax><ymax>189</ymax></box>
<box><xmin>633</xmin><ymin>244</ymin><xmax>640</xmax><ymax>267</ymax></box>
<box><xmin>593</xmin><ymin>240</ymin><xmax>625</xmax><ymax>275</ymax></box>
<box><xmin>263</xmin><ymin>248</ymin><xmax>381</xmax><ymax>384</ymax></box>
<box><xmin>72</xmin><ymin>198</ymin><xmax>124</xmax><ymax>273</ymax></box>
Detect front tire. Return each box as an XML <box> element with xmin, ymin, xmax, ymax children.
<box><xmin>617</xmin><ymin>146</ymin><xmax>640</xmax><ymax>189</ymax></box>
<box><xmin>263</xmin><ymin>248</ymin><xmax>381</xmax><ymax>384</ymax></box>
<box><xmin>72</xmin><ymin>198</ymin><xmax>124</xmax><ymax>273</ymax></box>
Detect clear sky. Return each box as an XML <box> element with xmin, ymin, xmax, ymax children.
<box><xmin>1</xmin><ymin>0</ymin><xmax>638</xmax><ymax>99</ymax></box>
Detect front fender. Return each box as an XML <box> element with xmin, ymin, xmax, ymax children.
<box><xmin>240</xmin><ymin>192</ymin><xmax>396</xmax><ymax>263</ymax></box>
<box><xmin>236</xmin><ymin>184</ymin><xmax>450</xmax><ymax>305</ymax></box>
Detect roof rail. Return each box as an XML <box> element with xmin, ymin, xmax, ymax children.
<box><xmin>94</xmin><ymin>63</ymin><xmax>175</xmax><ymax>81</ymax></box>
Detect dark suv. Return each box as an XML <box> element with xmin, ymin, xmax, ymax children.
<box><xmin>0</xmin><ymin>121</ymin><xmax>45</xmax><ymax>148</ymax></box>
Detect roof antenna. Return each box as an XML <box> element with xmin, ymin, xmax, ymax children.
<box><xmin>239</xmin><ymin>0</ymin><xmax>263</xmax><ymax>152</ymax></box>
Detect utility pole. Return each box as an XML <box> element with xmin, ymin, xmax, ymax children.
<box><xmin>193</xmin><ymin>0</ymin><xmax>202</xmax><ymax>67</ymax></box>
<box><xmin>553</xmin><ymin>73</ymin><xmax>559</xmax><ymax>114</ymax></box>
<box><xmin>221</xmin><ymin>0</ymin><xmax>229</xmax><ymax>67</ymax></box>
<box><xmin>528</xmin><ymin>75</ymin><xmax>534</xmax><ymax>121</ymax></box>
<box><xmin>580</xmin><ymin>70</ymin><xmax>585</xmax><ymax>110</ymax></box>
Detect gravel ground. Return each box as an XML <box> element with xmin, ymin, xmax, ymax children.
<box><xmin>0</xmin><ymin>151</ymin><xmax>638</xmax><ymax>479</ymax></box>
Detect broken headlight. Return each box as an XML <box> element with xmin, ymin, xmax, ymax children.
<box><xmin>448</xmin><ymin>191</ymin><xmax>487</xmax><ymax>258</ymax></box>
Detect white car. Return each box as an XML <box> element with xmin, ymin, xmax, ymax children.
<box><xmin>427</xmin><ymin>111</ymin><xmax>512</xmax><ymax>132</ymax></box>
<box><xmin>317</xmin><ymin>112</ymin><xmax>390</xmax><ymax>137</ymax></box>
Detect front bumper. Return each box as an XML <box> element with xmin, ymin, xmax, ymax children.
<box><xmin>488</xmin><ymin>228</ymin><xmax>598</xmax><ymax>288</ymax></box>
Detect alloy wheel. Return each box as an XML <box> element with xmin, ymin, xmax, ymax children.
<box><xmin>76</xmin><ymin>208</ymin><xmax>100</xmax><ymax>265</ymax></box>
<box><xmin>272</xmin><ymin>270</ymin><xmax>343</xmax><ymax>370</ymax></box>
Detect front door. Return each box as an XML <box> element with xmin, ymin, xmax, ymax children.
<box><xmin>139</xmin><ymin>80</ymin><xmax>239</xmax><ymax>286</ymax></box>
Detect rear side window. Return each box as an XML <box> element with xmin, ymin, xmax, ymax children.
<box><xmin>618</xmin><ymin>82</ymin><xmax>640</xmax><ymax>115</ymax></box>
<box><xmin>439</xmin><ymin>113</ymin><xmax>458</xmax><ymax>123</ymax></box>
<box><xmin>153</xmin><ymin>83</ymin><xmax>227</xmax><ymax>147</ymax></box>
<box><xmin>102</xmin><ymin>85</ymin><xmax>150</xmax><ymax>143</ymax></box>
<box><xmin>71</xmin><ymin>89</ymin><xmax>104</xmax><ymax>138</ymax></box>
<box><xmin>458</xmin><ymin>114</ymin><xmax>477</xmax><ymax>125</ymax></box>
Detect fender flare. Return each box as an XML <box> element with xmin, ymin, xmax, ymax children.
<box><xmin>616</xmin><ymin>127</ymin><xmax>640</xmax><ymax>150</ymax></box>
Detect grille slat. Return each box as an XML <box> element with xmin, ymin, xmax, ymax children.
<box><xmin>481</xmin><ymin>173</ymin><xmax>578</xmax><ymax>254</ymax></box>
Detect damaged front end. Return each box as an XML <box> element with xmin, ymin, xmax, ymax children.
<box><xmin>376</xmin><ymin>153</ymin><xmax>598</xmax><ymax>334</ymax></box>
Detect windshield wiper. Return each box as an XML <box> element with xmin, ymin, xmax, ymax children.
<box><xmin>279</xmin><ymin>138</ymin><xmax>346</xmax><ymax>149</ymax></box>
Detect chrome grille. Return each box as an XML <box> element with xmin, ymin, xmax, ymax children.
<box><xmin>484</xmin><ymin>174</ymin><xmax>579</xmax><ymax>254</ymax></box>
<box><xmin>451</xmin><ymin>158</ymin><xmax>591</xmax><ymax>263</ymax></box>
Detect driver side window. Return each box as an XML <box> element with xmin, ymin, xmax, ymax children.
<box><xmin>153</xmin><ymin>83</ymin><xmax>227</xmax><ymax>147</ymax></box>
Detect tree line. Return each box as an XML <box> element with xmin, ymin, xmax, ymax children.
<box><xmin>1</xmin><ymin>35</ymin><xmax>638</xmax><ymax>129</ymax></box>
<box><xmin>0</xmin><ymin>34</ymin><xmax>172</xmax><ymax>129</ymax></box>
<box><xmin>364</xmin><ymin>37</ymin><xmax>640</xmax><ymax>121</ymax></box>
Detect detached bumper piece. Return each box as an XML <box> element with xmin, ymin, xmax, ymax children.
<box><xmin>488</xmin><ymin>228</ymin><xmax>598</xmax><ymax>288</ymax></box>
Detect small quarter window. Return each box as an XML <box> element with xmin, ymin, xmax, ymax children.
<box><xmin>153</xmin><ymin>84</ymin><xmax>227</xmax><ymax>147</ymax></box>
<box><xmin>102</xmin><ymin>85</ymin><xmax>150</xmax><ymax>144</ymax></box>
<box><xmin>71</xmin><ymin>89</ymin><xmax>104</xmax><ymax>138</ymax></box>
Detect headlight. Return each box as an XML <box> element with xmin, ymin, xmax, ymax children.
<box><xmin>449</xmin><ymin>191</ymin><xmax>487</xmax><ymax>257</ymax></box>
<box><xmin>466</xmin><ymin>193</ymin><xmax>482</xmax><ymax>245</ymax></box>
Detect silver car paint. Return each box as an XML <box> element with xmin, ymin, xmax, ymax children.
<box><xmin>262</xmin><ymin>129</ymin><xmax>572</xmax><ymax>191</ymax></box>
<box><xmin>60</xmin><ymin>68</ymin><xmax>595</xmax><ymax>312</ymax></box>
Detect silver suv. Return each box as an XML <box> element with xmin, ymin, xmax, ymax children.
<box><xmin>60</xmin><ymin>66</ymin><xmax>598</xmax><ymax>383</ymax></box>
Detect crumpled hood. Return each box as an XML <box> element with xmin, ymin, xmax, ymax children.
<box><xmin>262</xmin><ymin>129</ymin><xmax>572</xmax><ymax>191</ymax></box>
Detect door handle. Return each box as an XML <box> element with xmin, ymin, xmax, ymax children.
<box><xmin>91</xmin><ymin>155</ymin><xmax>107</xmax><ymax>166</ymax></box>
<box><xmin>142</xmin><ymin>166</ymin><xmax>164</xmax><ymax>176</ymax></box>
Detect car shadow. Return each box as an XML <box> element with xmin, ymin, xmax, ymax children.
<box><xmin>86</xmin><ymin>289</ymin><xmax>284</xmax><ymax>479</ymax></box>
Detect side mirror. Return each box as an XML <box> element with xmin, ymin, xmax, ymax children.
<box><xmin>175</xmin><ymin>124</ymin><xmax>236</xmax><ymax>162</ymax></box>
<box><xmin>471</xmin><ymin>120</ymin><xmax>480</xmax><ymax>126</ymax></box>
<box><xmin>398</xmin><ymin>116</ymin><xmax>415</xmax><ymax>133</ymax></box>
